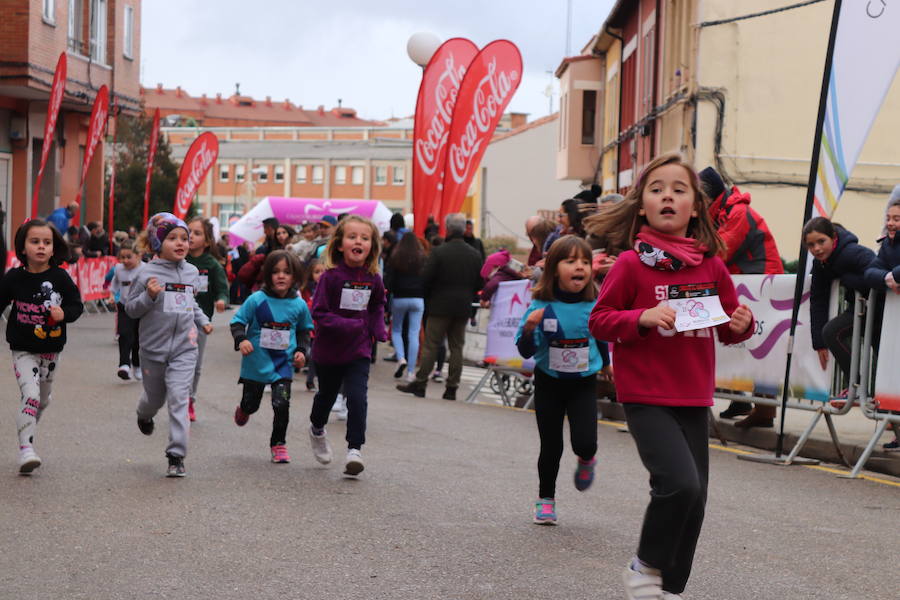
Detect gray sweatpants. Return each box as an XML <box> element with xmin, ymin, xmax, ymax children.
<box><xmin>191</xmin><ymin>328</ymin><xmax>208</xmax><ymax>400</ymax></box>
<box><xmin>137</xmin><ymin>350</ymin><xmax>197</xmax><ymax>458</ymax></box>
<box><xmin>12</xmin><ymin>351</ymin><xmax>59</xmax><ymax>449</ymax></box>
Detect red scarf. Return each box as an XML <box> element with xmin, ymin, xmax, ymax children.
<box><xmin>634</xmin><ymin>226</ymin><xmax>707</xmax><ymax>272</ymax></box>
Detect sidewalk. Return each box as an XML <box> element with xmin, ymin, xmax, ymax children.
<box><xmin>453</xmin><ymin>362</ymin><xmax>900</xmax><ymax>478</ymax></box>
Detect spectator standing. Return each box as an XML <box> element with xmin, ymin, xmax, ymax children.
<box><xmin>83</xmin><ymin>222</ymin><xmax>110</xmax><ymax>258</ymax></box>
<box><xmin>397</xmin><ymin>213</ymin><xmax>483</xmax><ymax>400</ymax></box>
<box><xmin>384</xmin><ymin>232</ymin><xmax>426</xmax><ymax>381</ymax></box>
<box><xmin>525</xmin><ymin>216</ymin><xmax>556</xmax><ymax>267</ymax></box>
<box><xmin>45</xmin><ymin>202</ymin><xmax>79</xmax><ymax>235</ymax></box>
<box><xmin>463</xmin><ymin>219</ymin><xmax>486</xmax><ymax>261</ymax></box>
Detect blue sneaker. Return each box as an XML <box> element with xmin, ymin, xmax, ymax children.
<box><xmin>574</xmin><ymin>457</ymin><xmax>596</xmax><ymax>491</ymax></box>
<box><xmin>533</xmin><ymin>498</ymin><xmax>557</xmax><ymax>525</ymax></box>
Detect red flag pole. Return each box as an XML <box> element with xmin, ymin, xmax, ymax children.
<box><xmin>143</xmin><ymin>108</ymin><xmax>160</xmax><ymax>227</ymax></box>
<box><xmin>107</xmin><ymin>98</ymin><xmax>118</xmax><ymax>255</ymax></box>
<box><xmin>75</xmin><ymin>84</ymin><xmax>109</xmax><ymax>213</ymax></box>
<box><xmin>32</xmin><ymin>52</ymin><xmax>67</xmax><ymax>219</ymax></box>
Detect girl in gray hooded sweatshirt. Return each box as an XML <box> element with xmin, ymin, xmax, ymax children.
<box><xmin>125</xmin><ymin>213</ymin><xmax>211</xmax><ymax>477</ymax></box>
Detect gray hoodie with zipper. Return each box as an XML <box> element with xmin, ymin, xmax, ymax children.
<box><xmin>124</xmin><ymin>257</ymin><xmax>210</xmax><ymax>362</ymax></box>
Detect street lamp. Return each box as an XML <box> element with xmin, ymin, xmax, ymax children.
<box><xmin>407</xmin><ymin>32</ymin><xmax>442</xmax><ymax>67</ymax></box>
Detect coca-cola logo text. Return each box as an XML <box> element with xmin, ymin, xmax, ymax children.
<box><xmin>175</xmin><ymin>137</ymin><xmax>217</xmax><ymax>217</ymax></box>
<box><xmin>415</xmin><ymin>53</ymin><xmax>468</xmax><ymax>175</ymax></box>
<box><xmin>447</xmin><ymin>59</ymin><xmax>519</xmax><ymax>184</ymax></box>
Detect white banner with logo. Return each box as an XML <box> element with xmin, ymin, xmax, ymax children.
<box><xmin>715</xmin><ymin>275</ymin><xmax>832</xmax><ymax>401</ymax></box>
<box><xmin>874</xmin><ymin>292</ymin><xmax>900</xmax><ymax>410</ymax></box>
<box><xmin>814</xmin><ymin>1</ymin><xmax>900</xmax><ymax>216</ymax></box>
<box><xmin>484</xmin><ymin>279</ymin><xmax>535</xmax><ymax>370</ymax></box>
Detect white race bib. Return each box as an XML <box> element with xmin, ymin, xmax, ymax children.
<box><xmin>163</xmin><ymin>283</ymin><xmax>194</xmax><ymax>313</ymax></box>
<box><xmin>339</xmin><ymin>282</ymin><xmax>372</xmax><ymax>311</ymax></box>
<box><xmin>197</xmin><ymin>271</ymin><xmax>209</xmax><ymax>293</ymax></box>
<box><xmin>667</xmin><ymin>283</ymin><xmax>730</xmax><ymax>333</ymax></box>
<box><xmin>548</xmin><ymin>338</ymin><xmax>590</xmax><ymax>373</ymax></box>
<box><xmin>259</xmin><ymin>322</ymin><xmax>291</xmax><ymax>350</ymax></box>
<box><xmin>543</xmin><ymin>318</ymin><xmax>558</xmax><ymax>333</ymax></box>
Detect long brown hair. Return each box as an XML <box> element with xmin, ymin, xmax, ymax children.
<box><xmin>188</xmin><ymin>217</ymin><xmax>223</xmax><ymax>262</ymax></box>
<box><xmin>583</xmin><ymin>153</ymin><xmax>724</xmax><ymax>258</ymax></box>
<box><xmin>324</xmin><ymin>215</ymin><xmax>382</xmax><ymax>274</ymax></box>
<box><xmin>530</xmin><ymin>235</ymin><xmax>597</xmax><ymax>302</ymax></box>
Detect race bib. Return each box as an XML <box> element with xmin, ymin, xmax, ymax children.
<box><xmin>163</xmin><ymin>283</ymin><xmax>194</xmax><ymax>313</ymax></box>
<box><xmin>339</xmin><ymin>282</ymin><xmax>372</xmax><ymax>311</ymax></box>
<box><xmin>259</xmin><ymin>322</ymin><xmax>291</xmax><ymax>350</ymax></box>
<box><xmin>667</xmin><ymin>283</ymin><xmax>730</xmax><ymax>332</ymax></box>
<box><xmin>549</xmin><ymin>338</ymin><xmax>590</xmax><ymax>373</ymax></box>
<box><xmin>543</xmin><ymin>318</ymin><xmax>558</xmax><ymax>333</ymax></box>
<box><xmin>197</xmin><ymin>270</ymin><xmax>209</xmax><ymax>293</ymax></box>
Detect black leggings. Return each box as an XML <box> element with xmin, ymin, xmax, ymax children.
<box><xmin>240</xmin><ymin>379</ymin><xmax>292</xmax><ymax>447</ymax></box>
<box><xmin>822</xmin><ymin>310</ymin><xmax>853</xmax><ymax>380</ymax></box>
<box><xmin>533</xmin><ymin>369</ymin><xmax>598</xmax><ymax>499</ymax></box>
<box><xmin>116</xmin><ymin>302</ymin><xmax>140</xmax><ymax>367</ymax></box>
<box><xmin>624</xmin><ymin>404</ymin><xmax>709</xmax><ymax>595</ymax></box>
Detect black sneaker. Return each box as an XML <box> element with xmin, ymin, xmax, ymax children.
<box><xmin>393</xmin><ymin>361</ymin><xmax>407</xmax><ymax>379</ymax></box>
<box><xmin>718</xmin><ymin>401</ymin><xmax>752</xmax><ymax>419</ymax></box>
<box><xmin>166</xmin><ymin>454</ymin><xmax>186</xmax><ymax>478</ymax></box>
<box><xmin>397</xmin><ymin>381</ymin><xmax>426</xmax><ymax>398</ymax></box>
<box><xmin>306</xmin><ymin>380</ymin><xmax>316</xmax><ymax>392</ymax></box>
<box><xmin>137</xmin><ymin>416</ymin><xmax>154</xmax><ymax>436</ymax></box>
<box><xmin>442</xmin><ymin>387</ymin><xmax>457</xmax><ymax>401</ymax></box>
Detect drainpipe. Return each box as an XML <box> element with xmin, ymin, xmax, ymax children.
<box><xmin>605</xmin><ymin>24</ymin><xmax>624</xmax><ymax>191</ymax></box>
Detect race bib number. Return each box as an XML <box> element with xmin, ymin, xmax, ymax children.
<box><xmin>197</xmin><ymin>270</ymin><xmax>209</xmax><ymax>293</ymax></box>
<box><xmin>340</xmin><ymin>282</ymin><xmax>372</xmax><ymax>311</ymax></box>
<box><xmin>549</xmin><ymin>338</ymin><xmax>590</xmax><ymax>373</ymax></box>
<box><xmin>668</xmin><ymin>283</ymin><xmax>730</xmax><ymax>332</ymax></box>
<box><xmin>543</xmin><ymin>318</ymin><xmax>558</xmax><ymax>333</ymax></box>
<box><xmin>260</xmin><ymin>322</ymin><xmax>291</xmax><ymax>350</ymax></box>
<box><xmin>163</xmin><ymin>283</ymin><xmax>194</xmax><ymax>313</ymax></box>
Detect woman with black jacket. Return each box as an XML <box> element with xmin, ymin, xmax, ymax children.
<box><xmin>384</xmin><ymin>232</ymin><xmax>426</xmax><ymax>381</ymax></box>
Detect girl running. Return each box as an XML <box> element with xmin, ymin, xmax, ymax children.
<box><xmin>0</xmin><ymin>219</ymin><xmax>83</xmax><ymax>474</ymax></box>
<box><xmin>126</xmin><ymin>213</ymin><xmax>211</xmax><ymax>478</ymax></box>
<box><xmin>307</xmin><ymin>215</ymin><xmax>387</xmax><ymax>477</ymax></box>
<box><xmin>515</xmin><ymin>235</ymin><xmax>610</xmax><ymax>525</ymax></box>
<box><xmin>110</xmin><ymin>240</ymin><xmax>143</xmax><ymax>381</ymax></box>
<box><xmin>587</xmin><ymin>153</ymin><xmax>754</xmax><ymax>599</ymax></box>
<box><xmin>231</xmin><ymin>250</ymin><xmax>313</xmax><ymax>463</ymax></box>
<box><xmin>186</xmin><ymin>217</ymin><xmax>228</xmax><ymax>422</ymax></box>
<box><xmin>301</xmin><ymin>258</ymin><xmax>325</xmax><ymax>392</ymax></box>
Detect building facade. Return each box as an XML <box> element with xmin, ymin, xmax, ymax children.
<box><xmin>0</xmin><ymin>0</ymin><xmax>141</xmax><ymax>240</ymax></box>
<box><xmin>557</xmin><ymin>0</ymin><xmax>900</xmax><ymax>254</ymax></box>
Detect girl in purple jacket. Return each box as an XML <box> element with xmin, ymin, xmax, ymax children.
<box><xmin>307</xmin><ymin>216</ymin><xmax>387</xmax><ymax>477</ymax></box>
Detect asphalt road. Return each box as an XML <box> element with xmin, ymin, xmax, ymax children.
<box><xmin>1</xmin><ymin>312</ymin><xmax>897</xmax><ymax>600</ymax></box>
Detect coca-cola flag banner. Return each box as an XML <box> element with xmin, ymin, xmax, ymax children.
<box><xmin>32</xmin><ymin>52</ymin><xmax>67</xmax><ymax>219</ymax></box>
<box><xmin>75</xmin><ymin>85</ymin><xmax>109</xmax><ymax>208</ymax></box>
<box><xmin>107</xmin><ymin>98</ymin><xmax>117</xmax><ymax>255</ymax></box>
<box><xmin>440</xmin><ymin>40</ymin><xmax>522</xmax><ymax>223</ymax></box>
<box><xmin>173</xmin><ymin>131</ymin><xmax>218</xmax><ymax>220</ymax></box>
<box><xmin>144</xmin><ymin>108</ymin><xmax>161</xmax><ymax>226</ymax></box>
<box><xmin>412</xmin><ymin>38</ymin><xmax>478</xmax><ymax>236</ymax></box>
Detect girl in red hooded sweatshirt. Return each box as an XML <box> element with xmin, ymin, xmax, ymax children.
<box><xmin>586</xmin><ymin>153</ymin><xmax>754</xmax><ymax>600</ymax></box>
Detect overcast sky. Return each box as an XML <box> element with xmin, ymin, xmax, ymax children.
<box><xmin>140</xmin><ymin>0</ymin><xmax>616</xmax><ymax>122</ymax></box>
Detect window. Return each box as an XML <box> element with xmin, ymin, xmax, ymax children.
<box><xmin>296</xmin><ymin>165</ymin><xmax>307</xmax><ymax>183</ymax></box>
<box><xmin>68</xmin><ymin>0</ymin><xmax>84</xmax><ymax>53</ymax></box>
<box><xmin>334</xmin><ymin>166</ymin><xmax>347</xmax><ymax>185</ymax></box>
<box><xmin>257</xmin><ymin>166</ymin><xmax>268</xmax><ymax>183</ymax></box>
<box><xmin>312</xmin><ymin>165</ymin><xmax>324</xmax><ymax>184</ymax></box>
<box><xmin>274</xmin><ymin>165</ymin><xmax>284</xmax><ymax>183</ymax></box>
<box><xmin>123</xmin><ymin>5</ymin><xmax>134</xmax><ymax>59</ymax></box>
<box><xmin>89</xmin><ymin>0</ymin><xmax>107</xmax><ymax>64</ymax></box>
<box><xmin>235</xmin><ymin>164</ymin><xmax>246</xmax><ymax>182</ymax></box>
<box><xmin>218</xmin><ymin>165</ymin><xmax>229</xmax><ymax>182</ymax></box>
<box><xmin>392</xmin><ymin>165</ymin><xmax>405</xmax><ymax>185</ymax></box>
<box><xmin>43</xmin><ymin>0</ymin><xmax>56</xmax><ymax>23</ymax></box>
<box><xmin>374</xmin><ymin>166</ymin><xmax>387</xmax><ymax>185</ymax></box>
<box><xmin>581</xmin><ymin>90</ymin><xmax>597</xmax><ymax>145</ymax></box>
<box><xmin>351</xmin><ymin>166</ymin><xmax>364</xmax><ymax>185</ymax></box>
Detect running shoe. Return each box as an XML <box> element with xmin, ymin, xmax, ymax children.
<box><xmin>393</xmin><ymin>360</ymin><xmax>407</xmax><ymax>379</ymax></box>
<box><xmin>137</xmin><ymin>416</ymin><xmax>154</xmax><ymax>436</ymax></box>
<box><xmin>343</xmin><ymin>449</ymin><xmax>364</xmax><ymax>476</ymax></box>
<box><xmin>234</xmin><ymin>405</ymin><xmax>249</xmax><ymax>426</ymax></box>
<box><xmin>533</xmin><ymin>498</ymin><xmax>557</xmax><ymax>525</ymax></box>
<box><xmin>883</xmin><ymin>439</ymin><xmax>899</xmax><ymax>451</ymax></box>
<box><xmin>188</xmin><ymin>398</ymin><xmax>196</xmax><ymax>422</ymax></box>
<box><xmin>132</xmin><ymin>364</ymin><xmax>142</xmax><ymax>381</ymax></box>
<box><xmin>271</xmin><ymin>445</ymin><xmax>291</xmax><ymax>463</ymax></box>
<box><xmin>166</xmin><ymin>454</ymin><xmax>186</xmax><ymax>478</ymax></box>
<box><xmin>574</xmin><ymin>456</ymin><xmax>596</xmax><ymax>491</ymax></box>
<box><xmin>117</xmin><ymin>364</ymin><xmax>131</xmax><ymax>380</ymax></box>
<box><xmin>309</xmin><ymin>427</ymin><xmax>333</xmax><ymax>464</ymax></box>
<box><xmin>622</xmin><ymin>561</ymin><xmax>663</xmax><ymax>600</ymax></box>
<box><xmin>17</xmin><ymin>446</ymin><xmax>41</xmax><ymax>475</ymax></box>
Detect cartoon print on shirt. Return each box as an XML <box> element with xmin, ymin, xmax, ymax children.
<box><xmin>636</xmin><ymin>241</ymin><xmax>684</xmax><ymax>272</ymax></box>
<box><xmin>32</xmin><ymin>280</ymin><xmax>63</xmax><ymax>339</ymax></box>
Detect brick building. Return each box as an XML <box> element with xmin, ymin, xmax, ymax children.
<box><xmin>0</xmin><ymin>0</ymin><xmax>141</xmax><ymax>240</ymax></box>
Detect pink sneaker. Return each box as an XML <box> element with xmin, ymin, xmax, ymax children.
<box><xmin>188</xmin><ymin>398</ymin><xmax>196</xmax><ymax>422</ymax></box>
<box><xmin>271</xmin><ymin>445</ymin><xmax>290</xmax><ymax>463</ymax></box>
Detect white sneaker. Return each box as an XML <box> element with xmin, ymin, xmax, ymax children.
<box><xmin>117</xmin><ymin>364</ymin><xmax>131</xmax><ymax>380</ymax></box>
<box><xmin>18</xmin><ymin>447</ymin><xmax>42</xmax><ymax>475</ymax></box>
<box><xmin>662</xmin><ymin>594</ymin><xmax>683</xmax><ymax>599</ymax></box>
<box><xmin>343</xmin><ymin>448</ymin><xmax>364</xmax><ymax>476</ymax></box>
<box><xmin>622</xmin><ymin>561</ymin><xmax>663</xmax><ymax>600</ymax></box>
<box><xmin>330</xmin><ymin>393</ymin><xmax>344</xmax><ymax>412</ymax></box>
<box><xmin>132</xmin><ymin>364</ymin><xmax>142</xmax><ymax>381</ymax></box>
<box><xmin>309</xmin><ymin>427</ymin><xmax>333</xmax><ymax>464</ymax></box>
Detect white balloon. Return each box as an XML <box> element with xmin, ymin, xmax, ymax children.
<box><xmin>407</xmin><ymin>32</ymin><xmax>442</xmax><ymax>67</ymax></box>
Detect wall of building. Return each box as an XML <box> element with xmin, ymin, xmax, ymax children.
<box><xmin>696</xmin><ymin>0</ymin><xmax>900</xmax><ymax>256</ymax></box>
<box><xmin>483</xmin><ymin>116</ymin><xmax>576</xmax><ymax>249</ymax></box>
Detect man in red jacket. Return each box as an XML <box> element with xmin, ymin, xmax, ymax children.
<box><xmin>699</xmin><ymin>167</ymin><xmax>783</xmax><ymax>428</ymax></box>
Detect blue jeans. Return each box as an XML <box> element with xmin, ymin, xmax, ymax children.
<box><xmin>391</xmin><ymin>297</ymin><xmax>424</xmax><ymax>375</ymax></box>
